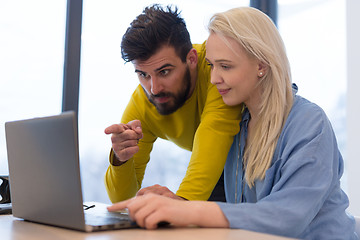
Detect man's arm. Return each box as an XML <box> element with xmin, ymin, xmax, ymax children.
<box><xmin>105</xmin><ymin>153</ymin><xmax>139</xmax><ymax>202</ymax></box>
<box><xmin>104</xmin><ymin>87</ymin><xmax>157</xmax><ymax>203</ymax></box>
<box><xmin>104</xmin><ymin>120</ymin><xmax>143</xmax><ymax>165</ymax></box>
<box><xmin>105</xmin><ymin>124</ymin><xmax>156</xmax><ymax>203</ymax></box>
<box><xmin>176</xmin><ymin>83</ymin><xmax>242</xmax><ymax>200</ymax></box>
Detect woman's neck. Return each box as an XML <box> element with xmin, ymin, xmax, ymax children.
<box><xmin>244</xmin><ymin>104</ymin><xmax>260</xmax><ymax>151</ymax></box>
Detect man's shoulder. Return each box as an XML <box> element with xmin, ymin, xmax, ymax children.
<box><xmin>128</xmin><ymin>85</ymin><xmax>148</xmax><ymax>106</ymax></box>
<box><xmin>193</xmin><ymin>41</ymin><xmax>211</xmax><ymax>86</ymax></box>
<box><xmin>122</xmin><ymin>85</ymin><xmax>153</xmax><ymax>120</ymax></box>
<box><xmin>192</xmin><ymin>41</ymin><xmax>206</xmax><ymax>56</ymax></box>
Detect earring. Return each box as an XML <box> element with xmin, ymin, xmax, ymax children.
<box><xmin>259</xmin><ymin>72</ymin><xmax>263</xmax><ymax>77</ymax></box>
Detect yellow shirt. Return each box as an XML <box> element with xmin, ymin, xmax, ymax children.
<box><xmin>105</xmin><ymin>42</ymin><xmax>242</xmax><ymax>202</ymax></box>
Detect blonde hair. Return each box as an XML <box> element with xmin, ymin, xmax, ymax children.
<box><xmin>208</xmin><ymin>7</ymin><xmax>293</xmax><ymax>187</ymax></box>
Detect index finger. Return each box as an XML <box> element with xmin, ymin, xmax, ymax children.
<box><xmin>107</xmin><ymin>198</ymin><xmax>132</xmax><ymax>212</ymax></box>
<box><xmin>104</xmin><ymin>124</ymin><xmax>129</xmax><ymax>135</ymax></box>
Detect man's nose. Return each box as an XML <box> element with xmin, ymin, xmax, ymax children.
<box><xmin>150</xmin><ymin>77</ymin><xmax>164</xmax><ymax>95</ymax></box>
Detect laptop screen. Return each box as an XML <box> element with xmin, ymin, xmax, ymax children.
<box><xmin>5</xmin><ymin>111</ymin><xmax>87</xmax><ymax>230</ymax></box>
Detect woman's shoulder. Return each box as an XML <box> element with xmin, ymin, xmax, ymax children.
<box><xmin>287</xmin><ymin>95</ymin><xmax>328</xmax><ymax>126</ymax></box>
<box><xmin>279</xmin><ymin>94</ymin><xmax>334</xmax><ymax>147</ymax></box>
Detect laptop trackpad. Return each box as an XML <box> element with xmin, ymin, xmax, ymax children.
<box><xmin>83</xmin><ymin>202</ymin><xmax>137</xmax><ymax>229</ymax></box>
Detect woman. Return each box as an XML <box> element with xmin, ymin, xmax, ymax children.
<box><xmin>108</xmin><ymin>7</ymin><xmax>357</xmax><ymax>239</ymax></box>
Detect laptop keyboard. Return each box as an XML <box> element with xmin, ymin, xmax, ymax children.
<box><xmin>84</xmin><ymin>211</ymin><xmax>133</xmax><ymax>226</ymax></box>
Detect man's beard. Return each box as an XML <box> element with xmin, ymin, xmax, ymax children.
<box><xmin>146</xmin><ymin>67</ymin><xmax>192</xmax><ymax>115</ymax></box>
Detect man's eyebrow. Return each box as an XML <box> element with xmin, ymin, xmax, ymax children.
<box><xmin>135</xmin><ymin>63</ymin><xmax>175</xmax><ymax>74</ymax></box>
<box><xmin>155</xmin><ymin>63</ymin><xmax>175</xmax><ymax>72</ymax></box>
<box><xmin>135</xmin><ymin>69</ymin><xmax>145</xmax><ymax>73</ymax></box>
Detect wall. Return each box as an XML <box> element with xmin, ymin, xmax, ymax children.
<box><xmin>346</xmin><ymin>0</ymin><xmax>360</xmax><ymax>216</ymax></box>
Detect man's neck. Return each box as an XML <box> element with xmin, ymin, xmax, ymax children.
<box><xmin>187</xmin><ymin>68</ymin><xmax>198</xmax><ymax>99</ymax></box>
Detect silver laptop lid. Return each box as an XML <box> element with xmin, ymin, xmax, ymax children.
<box><xmin>5</xmin><ymin>111</ymin><xmax>87</xmax><ymax>231</ymax></box>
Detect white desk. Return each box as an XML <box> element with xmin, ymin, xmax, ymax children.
<box><xmin>0</xmin><ymin>214</ymin><xmax>296</xmax><ymax>240</ymax></box>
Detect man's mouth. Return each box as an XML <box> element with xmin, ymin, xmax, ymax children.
<box><xmin>153</xmin><ymin>96</ymin><xmax>170</xmax><ymax>103</ymax></box>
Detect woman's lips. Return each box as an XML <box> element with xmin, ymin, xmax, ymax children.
<box><xmin>218</xmin><ymin>88</ymin><xmax>230</xmax><ymax>95</ymax></box>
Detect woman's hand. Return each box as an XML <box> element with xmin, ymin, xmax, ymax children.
<box><xmin>107</xmin><ymin>193</ymin><xmax>229</xmax><ymax>229</ymax></box>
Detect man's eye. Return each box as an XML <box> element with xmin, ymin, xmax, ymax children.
<box><xmin>206</xmin><ymin>63</ymin><xmax>214</xmax><ymax>69</ymax></box>
<box><xmin>138</xmin><ymin>72</ymin><xmax>149</xmax><ymax>79</ymax></box>
<box><xmin>160</xmin><ymin>69</ymin><xmax>170</xmax><ymax>76</ymax></box>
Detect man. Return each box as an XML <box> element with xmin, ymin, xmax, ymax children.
<box><xmin>104</xmin><ymin>4</ymin><xmax>241</xmax><ymax>203</ymax></box>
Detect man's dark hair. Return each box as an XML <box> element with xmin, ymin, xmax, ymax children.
<box><xmin>121</xmin><ymin>4</ymin><xmax>192</xmax><ymax>63</ymax></box>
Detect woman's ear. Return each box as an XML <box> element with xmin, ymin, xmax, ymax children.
<box><xmin>257</xmin><ymin>62</ymin><xmax>268</xmax><ymax>77</ymax></box>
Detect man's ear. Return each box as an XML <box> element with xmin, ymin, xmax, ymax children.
<box><xmin>187</xmin><ymin>48</ymin><xmax>198</xmax><ymax>69</ymax></box>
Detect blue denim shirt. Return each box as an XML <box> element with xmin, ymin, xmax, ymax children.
<box><xmin>217</xmin><ymin>85</ymin><xmax>358</xmax><ymax>239</ymax></box>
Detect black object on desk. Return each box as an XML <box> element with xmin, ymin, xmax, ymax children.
<box><xmin>0</xmin><ymin>176</ymin><xmax>12</xmax><ymax>214</ymax></box>
<box><xmin>0</xmin><ymin>203</ymin><xmax>12</xmax><ymax>214</ymax></box>
<box><xmin>0</xmin><ymin>175</ymin><xmax>11</xmax><ymax>204</ymax></box>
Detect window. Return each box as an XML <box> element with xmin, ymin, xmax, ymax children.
<box><xmin>0</xmin><ymin>1</ymin><xmax>66</xmax><ymax>175</ymax></box>
<box><xmin>1</xmin><ymin>1</ymin><xmax>348</xmax><ymax>206</ymax></box>
<box><xmin>278</xmin><ymin>0</ymin><xmax>347</xmax><ymax>188</ymax></box>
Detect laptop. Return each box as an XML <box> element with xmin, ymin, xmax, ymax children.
<box><xmin>5</xmin><ymin>111</ymin><xmax>138</xmax><ymax>232</ymax></box>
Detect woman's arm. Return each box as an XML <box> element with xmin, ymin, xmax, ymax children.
<box><xmin>107</xmin><ymin>193</ymin><xmax>229</xmax><ymax>229</ymax></box>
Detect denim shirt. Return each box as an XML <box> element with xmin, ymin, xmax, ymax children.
<box><xmin>217</xmin><ymin>85</ymin><xmax>358</xmax><ymax>239</ymax></box>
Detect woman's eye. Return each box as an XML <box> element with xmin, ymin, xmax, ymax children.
<box><xmin>222</xmin><ymin>65</ymin><xmax>231</xmax><ymax>70</ymax></box>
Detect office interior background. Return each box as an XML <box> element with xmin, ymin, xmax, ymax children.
<box><xmin>1</xmin><ymin>0</ymin><xmax>359</xmax><ymax>215</ymax></box>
